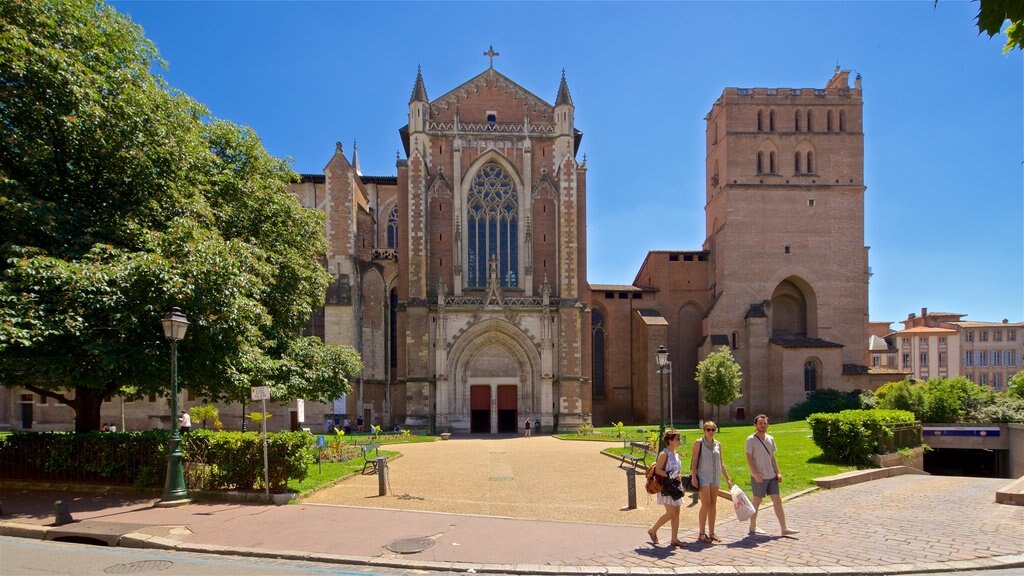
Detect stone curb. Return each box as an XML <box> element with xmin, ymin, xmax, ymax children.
<box><xmin>3</xmin><ymin>519</ymin><xmax>1023</xmax><ymax>576</ymax></box>
<box><xmin>814</xmin><ymin>466</ymin><xmax>927</xmax><ymax>489</ymax></box>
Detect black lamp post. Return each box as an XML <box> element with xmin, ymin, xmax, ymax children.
<box><xmin>656</xmin><ymin>344</ymin><xmax>669</xmax><ymax>451</ymax></box>
<box><xmin>158</xmin><ymin>307</ymin><xmax>190</xmax><ymax>506</ymax></box>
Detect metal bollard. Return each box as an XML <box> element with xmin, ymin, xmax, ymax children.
<box><xmin>626</xmin><ymin>468</ymin><xmax>637</xmax><ymax>510</ymax></box>
<box><xmin>54</xmin><ymin>500</ymin><xmax>73</xmax><ymax>525</ymax></box>
<box><xmin>376</xmin><ymin>457</ymin><xmax>388</xmax><ymax>496</ymax></box>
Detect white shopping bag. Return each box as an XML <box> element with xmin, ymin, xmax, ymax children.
<box><xmin>731</xmin><ymin>484</ymin><xmax>756</xmax><ymax>522</ymax></box>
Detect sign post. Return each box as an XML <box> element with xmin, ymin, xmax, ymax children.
<box><xmin>251</xmin><ymin>386</ymin><xmax>271</xmax><ymax>502</ymax></box>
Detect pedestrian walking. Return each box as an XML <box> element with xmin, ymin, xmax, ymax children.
<box><xmin>690</xmin><ymin>420</ymin><xmax>732</xmax><ymax>544</ymax></box>
<box><xmin>745</xmin><ymin>414</ymin><xmax>799</xmax><ymax>536</ymax></box>
<box><xmin>524</xmin><ymin>417</ymin><xmax>532</xmax><ymax>438</ymax></box>
<box><xmin>178</xmin><ymin>410</ymin><xmax>191</xmax><ymax>435</ymax></box>
<box><xmin>647</xmin><ymin>430</ymin><xmax>686</xmax><ymax>547</ymax></box>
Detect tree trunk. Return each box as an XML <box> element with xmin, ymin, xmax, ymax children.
<box><xmin>73</xmin><ymin>386</ymin><xmax>105</xmax><ymax>432</ymax></box>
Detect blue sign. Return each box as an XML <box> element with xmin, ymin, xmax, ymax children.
<box><xmin>923</xmin><ymin>426</ymin><xmax>1000</xmax><ymax>437</ymax></box>
<box><xmin>317</xmin><ymin>435</ymin><xmax>326</xmax><ymax>447</ymax></box>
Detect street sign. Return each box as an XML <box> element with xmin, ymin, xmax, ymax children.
<box><xmin>296</xmin><ymin>399</ymin><xmax>305</xmax><ymax>423</ymax></box>
<box><xmin>251</xmin><ymin>386</ymin><xmax>270</xmax><ymax>401</ymax></box>
<box><xmin>317</xmin><ymin>435</ymin><xmax>326</xmax><ymax>447</ymax></box>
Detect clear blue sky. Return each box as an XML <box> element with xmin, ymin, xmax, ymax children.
<box><xmin>113</xmin><ymin>1</ymin><xmax>1023</xmax><ymax>328</ymax></box>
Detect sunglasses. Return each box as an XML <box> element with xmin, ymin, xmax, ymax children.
<box><xmin>704</xmin><ymin>427</ymin><xmax>716</xmax><ymax>432</ymax></box>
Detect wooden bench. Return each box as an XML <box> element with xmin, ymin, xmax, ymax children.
<box><xmin>620</xmin><ymin>441</ymin><xmax>654</xmax><ymax>469</ymax></box>
<box><xmin>361</xmin><ymin>443</ymin><xmax>383</xmax><ymax>474</ymax></box>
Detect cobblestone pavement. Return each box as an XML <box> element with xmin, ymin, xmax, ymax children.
<box><xmin>303</xmin><ymin>436</ymin><xmax>1024</xmax><ymax>570</ymax></box>
<box><xmin>582</xmin><ymin>474</ymin><xmax>1024</xmax><ymax>570</ymax></box>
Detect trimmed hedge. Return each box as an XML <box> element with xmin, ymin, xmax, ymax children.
<box><xmin>0</xmin><ymin>430</ymin><xmax>169</xmax><ymax>488</ymax></box>
<box><xmin>807</xmin><ymin>409</ymin><xmax>919</xmax><ymax>466</ymax></box>
<box><xmin>181</xmin><ymin>430</ymin><xmax>315</xmax><ymax>491</ymax></box>
<box><xmin>0</xmin><ymin>429</ymin><xmax>316</xmax><ymax>492</ymax></box>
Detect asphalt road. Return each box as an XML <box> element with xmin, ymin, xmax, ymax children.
<box><xmin>0</xmin><ymin>536</ymin><xmax>484</xmax><ymax>576</ymax></box>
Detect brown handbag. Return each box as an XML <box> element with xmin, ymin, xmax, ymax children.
<box><xmin>644</xmin><ymin>465</ymin><xmax>663</xmax><ymax>494</ymax></box>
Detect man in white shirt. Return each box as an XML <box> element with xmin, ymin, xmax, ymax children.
<box><xmin>178</xmin><ymin>410</ymin><xmax>191</xmax><ymax>435</ymax></box>
<box><xmin>745</xmin><ymin>414</ymin><xmax>799</xmax><ymax>536</ymax></box>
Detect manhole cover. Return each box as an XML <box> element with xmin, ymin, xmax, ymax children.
<box><xmin>385</xmin><ymin>537</ymin><xmax>435</xmax><ymax>554</ymax></box>
<box><xmin>104</xmin><ymin>560</ymin><xmax>174</xmax><ymax>574</ymax></box>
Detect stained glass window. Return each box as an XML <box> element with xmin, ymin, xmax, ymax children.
<box><xmin>466</xmin><ymin>162</ymin><xmax>518</xmax><ymax>287</ymax></box>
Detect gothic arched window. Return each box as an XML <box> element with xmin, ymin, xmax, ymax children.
<box><xmin>386</xmin><ymin>206</ymin><xmax>398</xmax><ymax>249</ymax></box>
<box><xmin>804</xmin><ymin>360</ymin><xmax>818</xmax><ymax>396</ymax></box>
<box><xmin>592</xmin><ymin>309</ymin><xmax>607</xmax><ymax>400</ymax></box>
<box><xmin>466</xmin><ymin>162</ymin><xmax>518</xmax><ymax>287</ymax></box>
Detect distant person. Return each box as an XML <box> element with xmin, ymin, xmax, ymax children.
<box><xmin>343</xmin><ymin>417</ymin><xmax>351</xmax><ymax>434</ymax></box>
<box><xmin>524</xmin><ymin>417</ymin><xmax>532</xmax><ymax>438</ymax></box>
<box><xmin>100</xmin><ymin>423</ymin><xmax>109</xmax><ymax>432</ymax></box>
<box><xmin>648</xmin><ymin>430</ymin><xmax>686</xmax><ymax>547</ymax></box>
<box><xmin>532</xmin><ymin>418</ymin><xmax>540</xmax><ymax>436</ymax></box>
<box><xmin>356</xmin><ymin>416</ymin><xmax>364</xmax><ymax>432</ymax></box>
<box><xmin>745</xmin><ymin>414</ymin><xmax>799</xmax><ymax>536</ymax></box>
<box><xmin>178</xmin><ymin>410</ymin><xmax>191</xmax><ymax>435</ymax></box>
<box><xmin>691</xmin><ymin>420</ymin><xmax>732</xmax><ymax>544</ymax></box>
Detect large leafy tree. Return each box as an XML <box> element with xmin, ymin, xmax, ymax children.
<box><xmin>0</xmin><ymin>0</ymin><xmax>361</xmax><ymax>431</ymax></box>
<box><xmin>694</xmin><ymin>346</ymin><xmax>742</xmax><ymax>421</ymax></box>
<box><xmin>975</xmin><ymin>0</ymin><xmax>1024</xmax><ymax>53</ymax></box>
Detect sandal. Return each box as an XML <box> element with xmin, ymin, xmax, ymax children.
<box><xmin>698</xmin><ymin>533</ymin><xmax>712</xmax><ymax>544</ymax></box>
<box><xmin>647</xmin><ymin>528</ymin><xmax>659</xmax><ymax>544</ymax></box>
<box><xmin>709</xmin><ymin>534</ymin><xmax>721</xmax><ymax>543</ymax></box>
<box><xmin>670</xmin><ymin>539</ymin><xmax>685</xmax><ymax>547</ymax></box>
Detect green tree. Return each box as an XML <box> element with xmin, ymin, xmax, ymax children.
<box><xmin>189</xmin><ymin>404</ymin><xmax>221</xmax><ymax>430</ymax></box>
<box><xmin>695</xmin><ymin>346</ymin><xmax>742</xmax><ymax>420</ymax></box>
<box><xmin>1008</xmin><ymin>370</ymin><xmax>1024</xmax><ymax>399</ymax></box>
<box><xmin>975</xmin><ymin>0</ymin><xmax>1024</xmax><ymax>53</ymax></box>
<box><xmin>0</xmin><ymin>0</ymin><xmax>362</xmax><ymax>431</ymax></box>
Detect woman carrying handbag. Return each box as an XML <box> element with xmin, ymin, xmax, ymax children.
<box><xmin>647</xmin><ymin>430</ymin><xmax>686</xmax><ymax>547</ymax></box>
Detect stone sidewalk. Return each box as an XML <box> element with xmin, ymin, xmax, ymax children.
<box><xmin>1</xmin><ymin>435</ymin><xmax>1022</xmax><ymax>574</ymax></box>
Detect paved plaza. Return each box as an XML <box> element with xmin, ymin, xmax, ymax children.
<box><xmin>2</xmin><ymin>435</ymin><xmax>1022</xmax><ymax>574</ymax></box>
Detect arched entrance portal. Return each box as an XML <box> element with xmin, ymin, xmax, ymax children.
<box><xmin>448</xmin><ymin>319</ymin><xmax>540</xmax><ymax>434</ymax></box>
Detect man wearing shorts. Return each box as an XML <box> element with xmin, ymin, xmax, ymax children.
<box><xmin>745</xmin><ymin>414</ymin><xmax>799</xmax><ymax>536</ymax></box>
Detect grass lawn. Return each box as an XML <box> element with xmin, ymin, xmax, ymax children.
<box><xmin>287</xmin><ymin>448</ymin><xmax>399</xmax><ymax>495</ymax></box>
<box><xmin>285</xmin><ymin>433</ymin><xmax>438</xmax><ymax>495</ymax></box>
<box><xmin>571</xmin><ymin>421</ymin><xmax>855</xmax><ymax>497</ymax></box>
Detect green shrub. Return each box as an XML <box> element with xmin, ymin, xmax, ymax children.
<box><xmin>807</xmin><ymin>409</ymin><xmax>918</xmax><ymax>466</ymax></box>
<box><xmin>181</xmin><ymin>430</ymin><xmax>315</xmax><ymax>491</ymax></box>
<box><xmin>875</xmin><ymin>376</ymin><xmax>994</xmax><ymax>423</ymax></box>
<box><xmin>788</xmin><ymin>388</ymin><xmax>863</xmax><ymax>421</ymax></box>
<box><xmin>972</xmin><ymin>394</ymin><xmax>1024</xmax><ymax>423</ymax></box>
<box><xmin>0</xmin><ymin>430</ymin><xmax>168</xmax><ymax>488</ymax></box>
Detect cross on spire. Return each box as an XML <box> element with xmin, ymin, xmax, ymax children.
<box><xmin>483</xmin><ymin>45</ymin><xmax>500</xmax><ymax>68</ymax></box>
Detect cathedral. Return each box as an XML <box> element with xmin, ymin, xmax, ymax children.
<box><xmin>285</xmin><ymin>59</ymin><xmax>888</xmax><ymax>434</ymax></box>
<box><xmin>2</xmin><ymin>58</ymin><xmax>897</xmax><ymax>433</ymax></box>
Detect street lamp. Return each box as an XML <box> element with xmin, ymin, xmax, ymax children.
<box><xmin>656</xmin><ymin>344</ymin><xmax>669</xmax><ymax>451</ymax></box>
<box><xmin>158</xmin><ymin>307</ymin><xmax>190</xmax><ymax>506</ymax></box>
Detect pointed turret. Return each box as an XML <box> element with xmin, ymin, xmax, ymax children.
<box><xmin>554</xmin><ymin>69</ymin><xmax>575</xmax><ymax>146</ymax></box>
<box><xmin>352</xmin><ymin>140</ymin><xmax>362</xmax><ymax>176</ymax></box>
<box><xmin>409</xmin><ymin>65</ymin><xmax>429</xmax><ymax>103</ymax></box>
<box><xmin>409</xmin><ymin>66</ymin><xmax>430</xmax><ymax>136</ymax></box>
<box><xmin>555</xmin><ymin>68</ymin><xmax>573</xmax><ymax>107</ymax></box>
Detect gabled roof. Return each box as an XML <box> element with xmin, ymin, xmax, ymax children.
<box><xmin>431</xmin><ymin>67</ymin><xmax>554</xmax><ymax>112</ymax></box>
